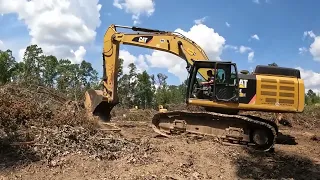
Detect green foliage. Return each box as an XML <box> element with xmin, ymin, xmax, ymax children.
<box><xmin>22</xmin><ymin>44</ymin><xmax>43</xmax><ymax>84</ymax></box>
<box><xmin>116</xmin><ymin>62</ymin><xmax>187</xmax><ymax>109</ymax></box>
<box><xmin>0</xmin><ymin>44</ymin><xmax>188</xmax><ymax>108</ymax></box>
<box><xmin>54</xmin><ymin>59</ymin><xmax>98</xmax><ymax>100</ymax></box>
<box><xmin>42</xmin><ymin>55</ymin><xmax>59</xmax><ymax>87</ymax></box>
<box><xmin>135</xmin><ymin>71</ymin><xmax>154</xmax><ymax>108</ymax></box>
<box><xmin>305</xmin><ymin>89</ymin><xmax>320</xmax><ymax>105</ymax></box>
<box><xmin>0</xmin><ymin>49</ymin><xmax>17</xmax><ymax>85</ymax></box>
<box><xmin>0</xmin><ymin>44</ymin><xmax>98</xmax><ymax>101</ymax></box>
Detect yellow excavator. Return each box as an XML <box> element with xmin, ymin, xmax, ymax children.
<box><xmin>84</xmin><ymin>24</ymin><xmax>305</xmax><ymax>151</ymax></box>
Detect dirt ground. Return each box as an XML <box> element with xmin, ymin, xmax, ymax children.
<box><xmin>0</xmin><ymin>84</ymin><xmax>319</xmax><ymax>180</ymax></box>
<box><xmin>1</xmin><ymin>118</ymin><xmax>319</xmax><ymax>180</ymax></box>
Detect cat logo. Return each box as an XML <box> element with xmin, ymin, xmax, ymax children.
<box><xmin>139</xmin><ymin>37</ymin><xmax>148</xmax><ymax>43</ymax></box>
<box><xmin>132</xmin><ymin>36</ymin><xmax>153</xmax><ymax>44</ymax></box>
<box><xmin>239</xmin><ymin>79</ymin><xmax>248</xmax><ymax>89</ymax></box>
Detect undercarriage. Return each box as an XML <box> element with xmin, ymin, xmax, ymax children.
<box><xmin>151</xmin><ymin>110</ymin><xmax>278</xmax><ymax>152</ymax></box>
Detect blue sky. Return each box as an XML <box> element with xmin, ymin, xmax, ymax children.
<box><xmin>0</xmin><ymin>0</ymin><xmax>320</xmax><ymax>91</ymax></box>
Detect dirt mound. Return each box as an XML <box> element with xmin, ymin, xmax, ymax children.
<box><xmin>284</xmin><ymin>105</ymin><xmax>320</xmax><ymax>129</ymax></box>
<box><xmin>240</xmin><ymin>105</ymin><xmax>320</xmax><ymax>130</ymax></box>
<box><xmin>0</xmin><ymin>83</ymin><xmax>152</xmax><ymax>169</ymax></box>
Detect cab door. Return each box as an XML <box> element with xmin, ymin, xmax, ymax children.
<box><xmin>213</xmin><ymin>62</ymin><xmax>239</xmax><ymax>103</ymax></box>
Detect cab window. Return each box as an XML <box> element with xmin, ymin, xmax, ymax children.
<box><xmin>216</xmin><ymin>69</ymin><xmax>225</xmax><ymax>83</ymax></box>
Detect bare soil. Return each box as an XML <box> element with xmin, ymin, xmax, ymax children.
<box><xmin>1</xmin><ymin>120</ymin><xmax>319</xmax><ymax>180</ymax></box>
<box><xmin>0</xmin><ymin>84</ymin><xmax>319</xmax><ymax>180</ymax></box>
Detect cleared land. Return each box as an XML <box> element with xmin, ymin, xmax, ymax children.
<box><xmin>0</xmin><ymin>84</ymin><xmax>319</xmax><ymax>180</ymax></box>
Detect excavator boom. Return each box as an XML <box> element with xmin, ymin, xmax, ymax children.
<box><xmin>85</xmin><ymin>24</ymin><xmax>210</xmax><ymax>120</ymax></box>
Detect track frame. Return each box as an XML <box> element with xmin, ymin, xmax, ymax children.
<box><xmin>151</xmin><ymin>110</ymin><xmax>278</xmax><ymax>152</ymax></box>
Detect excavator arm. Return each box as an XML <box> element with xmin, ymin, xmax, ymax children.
<box><xmin>85</xmin><ymin>24</ymin><xmax>210</xmax><ymax>120</ymax></box>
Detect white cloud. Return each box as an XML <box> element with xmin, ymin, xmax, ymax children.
<box><xmin>302</xmin><ymin>31</ymin><xmax>320</xmax><ymax>61</ymax></box>
<box><xmin>224</xmin><ymin>45</ymin><xmax>255</xmax><ymax>62</ymax></box>
<box><xmin>113</xmin><ymin>0</ymin><xmax>122</xmax><ymax>9</ymax></box>
<box><xmin>132</xmin><ymin>15</ymin><xmax>141</xmax><ymax>25</ymax></box>
<box><xmin>175</xmin><ymin>24</ymin><xmax>226</xmax><ymax>60</ymax></box>
<box><xmin>253</xmin><ymin>0</ymin><xmax>260</xmax><ymax>4</ymax></box>
<box><xmin>224</xmin><ymin>45</ymin><xmax>238</xmax><ymax>50</ymax></box>
<box><xmin>0</xmin><ymin>0</ymin><xmax>102</xmax><ymax>63</ymax></box>
<box><xmin>237</xmin><ymin>46</ymin><xmax>255</xmax><ymax>62</ymax></box>
<box><xmin>239</xmin><ymin>46</ymin><xmax>252</xmax><ymax>54</ymax></box>
<box><xmin>113</xmin><ymin>0</ymin><xmax>155</xmax><ymax>25</ymax></box>
<box><xmin>253</xmin><ymin>0</ymin><xmax>271</xmax><ymax>4</ymax></box>
<box><xmin>296</xmin><ymin>67</ymin><xmax>320</xmax><ymax>92</ymax></box>
<box><xmin>248</xmin><ymin>51</ymin><xmax>254</xmax><ymax>62</ymax></box>
<box><xmin>299</xmin><ymin>47</ymin><xmax>308</xmax><ymax>55</ymax></box>
<box><xmin>225</xmin><ymin>22</ymin><xmax>230</xmax><ymax>27</ymax></box>
<box><xmin>310</xmin><ymin>36</ymin><xmax>320</xmax><ymax>61</ymax></box>
<box><xmin>250</xmin><ymin>34</ymin><xmax>260</xmax><ymax>41</ymax></box>
<box><xmin>70</xmin><ymin>46</ymin><xmax>86</xmax><ymax>64</ymax></box>
<box><xmin>0</xmin><ymin>40</ymin><xmax>4</xmax><ymax>49</ymax></box>
<box><xmin>145</xmin><ymin>24</ymin><xmax>225</xmax><ymax>82</ymax></box>
<box><xmin>145</xmin><ymin>51</ymin><xmax>187</xmax><ymax>82</ymax></box>
<box><xmin>303</xmin><ymin>30</ymin><xmax>316</xmax><ymax>39</ymax></box>
<box><xmin>119</xmin><ymin>50</ymin><xmax>148</xmax><ymax>74</ymax></box>
<box><xmin>194</xmin><ymin>16</ymin><xmax>208</xmax><ymax>25</ymax></box>
<box><xmin>18</xmin><ymin>48</ymin><xmax>26</xmax><ymax>62</ymax></box>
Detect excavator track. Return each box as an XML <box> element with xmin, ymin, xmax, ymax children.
<box><xmin>151</xmin><ymin>110</ymin><xmax>278</xmax><ymax>152</ymax></box>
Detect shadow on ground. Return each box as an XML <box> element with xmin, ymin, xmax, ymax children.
<box><xmin>276</xmin><ymin>132</ymin><xmax>298</xmax><ymax>145</ymax></box>
<box><xmin>0</xmin><ymin>137</ymin><xmax>40</xmax><ymax>171</ymax></box>
<box><xmin>234</xmin><ymin>148</ymin><xmax>320</xmax><ymax>180</ymax></box>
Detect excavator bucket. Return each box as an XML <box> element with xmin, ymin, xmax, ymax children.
<box><xmin>84</xmin><ymin>89</ymin><xmax>115</xmax><ymax>121</ymax></box>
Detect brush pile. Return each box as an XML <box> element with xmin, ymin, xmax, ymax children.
<box><xmin>0</xmin><ymin>83</ymin><xmax>150</xmax><ymax>168</ymax></box>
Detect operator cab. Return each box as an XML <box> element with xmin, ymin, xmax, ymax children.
<box><xmin>186</xmin><ymin>60</ymin><xmax>239</xmax><ymax>104</ymax></box>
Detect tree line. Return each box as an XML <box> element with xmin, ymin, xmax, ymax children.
<box><xmin>305</xmin><ymin>89</ymin><xmax>320</xmax><ymax>105</ymax></box>
<box><xmin>116</xmin><ymin>58</ymin><xmax>187</xmax><ymax>109</ymax></box>
<box><xmin>0</xmin><ymin>45</ymin><xmax>99</xmax><ymax>101</ymax></box>
<box><xmin>0</xmin><ymin>44</ymin><xmax>187</xmax><ymax>108</ymax></box>
<box><xmin>0</xmin><ymin>45</ymin><xmax>319</xmax><ymax>108</ymax></box>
